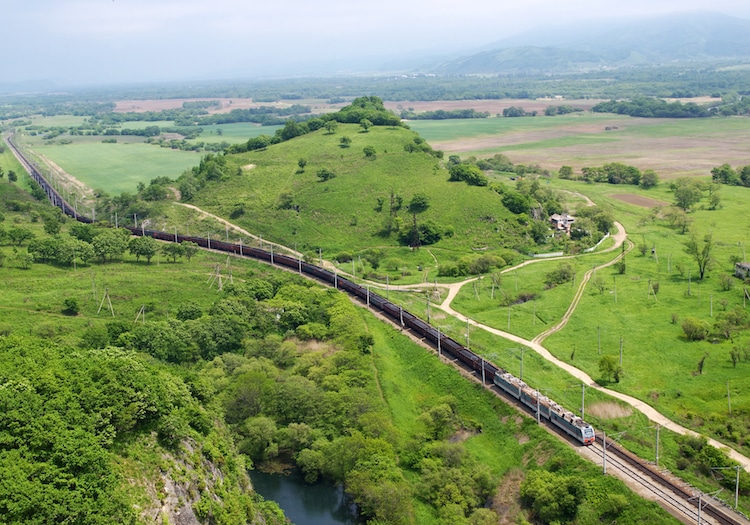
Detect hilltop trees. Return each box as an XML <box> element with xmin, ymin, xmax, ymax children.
<box><xmin>332</xmin><ymin>96</ymin><xmax>402</xmax><ymax>127</ymax></box>
<box><xmin>448</xmin><ymin>163</ymin><xmax>488</xmax><ymax>186</ymax></box>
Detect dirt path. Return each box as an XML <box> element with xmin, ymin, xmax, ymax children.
<box><xmin>532</xmin><ymin>239</ymin><xmax>632</xmax><ymax>344</ymax></box>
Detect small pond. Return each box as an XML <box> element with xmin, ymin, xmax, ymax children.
<box><xmin>249</xmin><ymin>469</ymin><xmax>360</xmax><ymax>525</ymax></box>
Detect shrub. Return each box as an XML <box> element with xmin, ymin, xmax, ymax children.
<box><xmin>317</xmin><ymin>168</ymin><xmax>336</xmax><ymax>181</ymax></box>
<box><xmin>62</xmin><ymin>297</ymin><xmax>79</xmax><ymax>316</ymax></box>
<box><xmin>544</xmin><ymin>263</ymin><xmax>575</xmax><ymax>288</ymax></box>
<box><xmin>682</xmin><ymin>317</ymin><xmax>709</xmax><ymax>341</ymax></box>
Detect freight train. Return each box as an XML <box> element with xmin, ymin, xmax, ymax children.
<box><xmin>12</xmin><ymin>135</ymin><xmax>596</xmax><ymax>445</ymax></box>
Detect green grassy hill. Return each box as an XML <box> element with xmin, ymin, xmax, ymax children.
<box><xmin>187</xmin><ymin>124</ymin><xmax>515</xmax><ymax>264</ymax></box>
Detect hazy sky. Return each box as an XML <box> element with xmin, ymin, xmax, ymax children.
<box><xmin>3</xmin><ymin>0</ymin><xmax>749</xmax><ymax>86</ymax></box>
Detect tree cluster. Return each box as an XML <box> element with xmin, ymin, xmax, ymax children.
<box><xmin>448</xmin><ymin>163</ymin><xmax>488</xmax><ymax>187</ymax></box>
<box><xmin>0</xmin><ymin>335</ymin><xmax>269</xmax><ymax>524</ymax></box>
<box><xmin>403</xmin><ymin>135</ymin><xmax>443</xmax><ymax>158</ymax></box>
<box><xmin>593</xmin><ymin>97</ymin><xmax>712</xmax><ymax>118</ymax></box>
<box><xmin>399</xmin><ymin>108</ymin><xmax>489</xmax><ymax>120</ymax></box>
<box><xmin>710</xmin><ymin>163</ymin><xmax>750</xmax><ymax>187</ymax></box>
<box><xmin>502</xmin><ymin>106</ymin><xmax>537</xmax><ymax>117</ymax></box>
<box><xmin>544</xmin><ymin>104</ymin><xmax>584</xmax><ymax>116</ymax></box>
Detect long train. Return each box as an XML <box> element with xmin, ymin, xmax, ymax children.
<box><xmin>10</xmin><ymin>135</ymin><xmax>596</xmax><ymax>445</ymax></box>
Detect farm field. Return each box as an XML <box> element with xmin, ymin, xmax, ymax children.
<box><xmin>15</xmin><ymin>106</ymin><xmax>750</xmax><ymax>201</ymax></box>
<box><xmin>22</xmin><ymin>140</ymin><xmax>200</xmax><ymax>195</ymax></box>
<box><xmin>408</xmin><ymin>113</ymin><xmax>750</xmax><ymax>179</ymax></box>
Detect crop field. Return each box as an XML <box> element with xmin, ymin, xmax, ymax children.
<box><xmin>408</xmin><ymin>113</ymin><xmax>750</xmax><ymax>179</ymax></box>
<box><xmin>18</xmin><ymin>139</ymin><xmax>201</xmax><ymax>194</ymax></box>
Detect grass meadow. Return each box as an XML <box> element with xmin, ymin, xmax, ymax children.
<box><xmin>19</xmin><ymin>138</ymin><xmax>201</xmax><ymax>194</ymax></box>
<box><xmin>188</xmin><ymin>122</ymin><xmax>282</xmax><ymax>144</ymax></box>
<box><xmin>433</xmin><ymin>176</ymin><xmax>750</xmax><ymax>461</ymax></box>
<box><xmin>12</xmin><ymin>117</ymin><xmax>281</xmax><ymax>195</ymax></box>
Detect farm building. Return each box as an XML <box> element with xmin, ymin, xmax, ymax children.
<box><xmin>549</xmin><ymin>213</ymin><xmax>575</xmax><ymax>234</ymax></box>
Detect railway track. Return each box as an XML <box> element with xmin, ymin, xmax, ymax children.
<box><xmin>590</xmin><ymin>436</ymin><xmax>746</xmax><ymax>525</ymax></box>
<box><xmin>5</xmin><ymin>133</ymin><xmax>749</xmax><ymax>525</ymax></box>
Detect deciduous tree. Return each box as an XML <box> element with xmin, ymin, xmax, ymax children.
<box><xmin>598</xmin><ymin>355</ymin><xmax>623</xmax><ymax>382</ymax></box>
<box><xmin>684</xmin><ymin>232</ymin><xmax>714</xmax><ymax>280</ymax></box>
<box><xmin>92</xmin><ymin>228</ymin><xmax>129</xmax><ymax>262</ymax></box>
<box><xmin>128</xmin><ymin>235</ymin><xmax>159</xmax><ymax>263</ymax></box>
<box><xmin>672</xmin><ymin>178</ymin><xmax>703</xmax><ymax>211</ymax></box>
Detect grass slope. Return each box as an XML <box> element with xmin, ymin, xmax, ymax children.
<box><xmin>191</xmin><ymin>124</ymin><xmax>515</xmax><ymax>263</ymax></box>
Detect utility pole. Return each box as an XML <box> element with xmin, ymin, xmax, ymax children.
<box><xmin>650</xmin><ymin>424</ymin><xmax>660</xmax><ymax>467</ymax></box>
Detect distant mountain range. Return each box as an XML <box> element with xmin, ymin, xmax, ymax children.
<box><xmin>430</xmin><ymin>11</ymin><xmax>750</xmax><ymax>75</ymax></box>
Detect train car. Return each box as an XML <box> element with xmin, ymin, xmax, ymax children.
<box><xmin>368</xmin><ymin>291</ymin><xmax>386</xmax><ymax>310</ymax></box>
<box><xmin>494</xmin><ymin>371</ymin><xmax>524</xmax><ymax>399</ymax></box>
<box><xmin>273</xmin><ymin>253</ymin><xmax>299</xmax><ymax>271</ymax></box>
<box><xmin>549</xmin><ymin>405</ymin><xmax>595</xmax><ymax>445</ymax></box>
